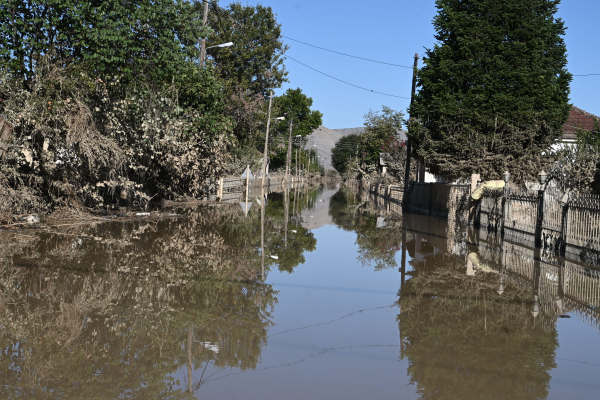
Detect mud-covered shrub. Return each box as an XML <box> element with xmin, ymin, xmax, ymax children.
<box><xmin>99</xmin><ymin>68</ymin><xmax>233</xmax><ymax>200</ymax></box>
<box><xmin>0</xmin><ymin>55</ymin><xmax>233</xmax><ymax>213</ymax></box>
<box><xmin>0</xmin><ymin>57</ymin><xmax>125</xmax><ymax>209</ymax></box>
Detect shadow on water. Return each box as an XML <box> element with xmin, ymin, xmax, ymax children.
<box><xmin>1</xmin><ymin>185</ymin><xmax>600</xmax><ymax>399</ymax></box>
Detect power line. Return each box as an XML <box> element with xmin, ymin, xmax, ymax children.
<box><xmin>285</xmin><ymin>55</ymin><xmax>411</xmax><ymax>99</ymax></box>
<box><xmin>282</xmin><ymin>36</ymin><xmax>412</xmax><ymax>69</ymax></box>
<box><xmin>283</xmin><ymin>36</ymin><xmax>600</xmax><ymax>77</ymax></box>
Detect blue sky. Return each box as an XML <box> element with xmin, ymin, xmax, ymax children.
<box><xmin>259</xmin><ymin>0</ymin><xmax>600</xmax><ymax>129</ymax></box>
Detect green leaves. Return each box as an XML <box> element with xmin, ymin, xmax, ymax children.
<box><xmin>0</xmin><ymin>0</ymin><xmax>209</xmax><ymax>86</ymax></box>
<box><xmin>332</xmin><ymin>134</ymin><xmax>361</xmax><ymax>174</ymax></box>
<box><xmin>272</xmin><ymin>88</ymin><xmax>323</xmax><ymax>139</ymax></box>
<box><xmin>409</xmin><ymin>0</ymin><xmax>572</xmax><ymax>183</ymax></box>
<box><xmin>360</xmin><ymin>106</ymin><xmax>405</xmax><ymax>165</ymax></box>
<box><xmin>206</xmin><ymin>1</ymin><xmax>289</xmax><ymax>97</ymax></box>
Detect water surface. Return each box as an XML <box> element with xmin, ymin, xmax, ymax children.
<box><xmin>2</xmin><ymin>186</ymin><xmax>600</xmax><ymax>399</ymax></box>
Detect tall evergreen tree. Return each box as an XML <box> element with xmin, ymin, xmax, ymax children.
<box><xmin>409</xmin><ymin>0</ymin><xmax>572</xmax><ymax>183</ymax></box>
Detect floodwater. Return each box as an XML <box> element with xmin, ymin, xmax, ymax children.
<box><xmin>2</xmin><ymin>185</ymin><xmax>600</xmax><ymax>399</ymax></box>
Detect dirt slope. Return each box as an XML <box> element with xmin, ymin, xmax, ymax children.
<box><xmin>305</xmin><ymin>126</ymin><xmax>364</xmax><ymax>170</ymax></box>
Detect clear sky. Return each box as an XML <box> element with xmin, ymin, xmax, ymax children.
<box><xmin>260</xmin><ymin>0</ymin><xmax>600</xmax><ymax>129</ymax></box>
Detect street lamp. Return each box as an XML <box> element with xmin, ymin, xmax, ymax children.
<box><xmin>205</xmin><ymin>42</ymin><xmax>234</xmax><ymax>51</ymax></box>
<box><xmin>497</xmin><ymin>276</ymin><xmax>505</xmax><ymax>295</ymax></box>
<box><xmin>531</xmin><ymin>295</ymin><xmax>540</xmax><ymax>318</ymax></box>
<box><xmin>537</xmin><ymin>170</ymin><xmax>548</xmax><ymax>186</ymax></box>
<box><xmin>202</xmin><ymin>42</ymin><xmax>233</xmax><ymax>66</ymax></box>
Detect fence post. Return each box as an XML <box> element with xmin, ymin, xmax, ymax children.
<box><xmin>560</xmin><ymin>192</ymin><xmax>570</xmax><ymax>256</ymax></box>
<box><xmin>218</xmin><ymin>177</ymin><xmax>223</xmax><ymax>200</ymax></box>
<box><xmin>535</xmin><ymin>188</ymin><xmax>545</xmax><ymax>248</ymax></box>
<box><xmin>501</xmin><ymin>191</ymin><xmax>509</xmax><ymax>237</ymax></box>
<box><xmin>245</xmin><ymin>165</ymin><xmax>250</xmax><ymax>201</ymax></box>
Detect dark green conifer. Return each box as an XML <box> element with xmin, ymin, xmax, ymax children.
<box><xmin>409</xmin><ymin>0</ymin><xmax>572</xmax><ymax>182</ymax></box>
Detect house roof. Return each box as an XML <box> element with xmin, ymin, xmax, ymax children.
<box><xmin>563</xmin><ymin>106</ymin><xmax>599</xmax><ymax>139</ymax></box>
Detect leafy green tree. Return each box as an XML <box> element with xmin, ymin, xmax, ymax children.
<box><xmin>409</xmin><ymin>0</ymin><xmax>572</xmax><ymax>183</ymax></box>
<box><xmin>360</xmin><ymin>106</ymin><xmax>405</xmax><ymax>165</ymax></box>
<box><xmin>206</xmin><ymin>1</ymin><xmax>288</xmax><ymax>97</ymax></box>
<box><xmin>331</xmin><ymin>134</ymin><xmax>361</xmax><ymax>174</ymax></box>
<box><xmin>0</xmin><ymin>0</ymin><xmax>209</xmax><ymax>86</ymax></box>
<box><xmin>266</xmin><ymin>88</ymin><xmax>322</xmax><ymax>169</ymax></box>
<box><xmin>272</xmin><ymin>88</ymin><xmax>323</xmax><ymax>138</ymax></box>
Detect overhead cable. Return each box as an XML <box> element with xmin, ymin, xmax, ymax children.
<box><xmin>285</xmin><ymin>55</ymin><xmax>411</xmax><ymax>99</ymax></box>
<box><xmin>282</xmin><ymin>36</ymin><xmax>413</xmax><ymax>68</ymax></box>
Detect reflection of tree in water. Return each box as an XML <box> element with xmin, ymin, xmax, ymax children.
<box><xmin>398</xmin><ymin>249</ymin><xmax>558</xmax><ymax>400</ymax></box>
<box><xmin>0</xmin><ymin>260</ymin><xmax>277</xmax><ymax>398</ymax></box>
<box><xmin>0</xmin><ymin>191</ymin><xmax>318</xmax><ymax>398</ymax></box>
<box><xmin>264</xmin><ymin>191</ymin><xmax>317</xmax><ymax>273</ymax></box>
<box><xmin>329</xmin><ymin>189</ymin><xmax>402</xmax><ymax>270</ymax></box>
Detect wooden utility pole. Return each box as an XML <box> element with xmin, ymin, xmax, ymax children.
<box><xmin>261</xmin><ymin>185</ymin><xmax>265</xmax><ymax>280</ymax></box>
<box><xmin>200</xmin><ymin>0</ymin><xmax>209</xmax><ymax>66</ymax></box>
<box><xmin>403</xmin><ymin>53</ymin><xmax>419</xmax><ymax>203</ymax></box>
<box><xmin>298</xmin><ymin>145</ymin><xmax>302</xmax><ymax>179</ymax></box>
<box><xmin>285</xmin><ymin>118</ymin><xmax>294</xmax><ymax>184</ymax></box>
<box><xmin>261</xmin><ymin>91</ymin><xmax>273</xmax><ymax>189</ymax></box>
<box><xmin>284</xmin><ymin>188</ymin><xmax>289</xmax><ymax>249</ymax></box>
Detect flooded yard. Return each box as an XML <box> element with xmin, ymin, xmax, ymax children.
<box><xmin>2</xmin><ymin>185</ymin><xmax>600</xmax><ymax>399</ymax></box>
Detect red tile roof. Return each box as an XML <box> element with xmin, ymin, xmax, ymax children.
<box><xmin>563</xmin><ymin>106</ymin><xmax>599</xmax><ymax>139</ymax></box>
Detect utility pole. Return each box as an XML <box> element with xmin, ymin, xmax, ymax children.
<box><xmin>200</xmin><ymin>0</ymin><xmax>209</xmax><ymax>66</ymax></box>
<box><xmin>403</xmin><ymin>53</ymin><xmax>419</xmax><ymax>205</ymax></box>
<box><xmin>298</xmin><ymin>145</ymin><xmax>302</xmax><ymax>180</ymax></box>
<box><xmin>261</xmin><ymin>91</ymin><xmax>273</xmax><ymax>189</ymax></box>
<box><xmin>285</xmin><ymin>117</ymin><xmax>294</xmax><ymax>183</ymax></box>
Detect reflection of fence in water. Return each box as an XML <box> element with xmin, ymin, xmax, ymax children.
<box><xmin>478</xmin><ymin>234</ymin><xmax>600</xmax><ymax>331</ymax></box>
<box><xmin>564</xmin><ymin>260</ymin><xmax>600</xmax><ymax>307</ymax></box>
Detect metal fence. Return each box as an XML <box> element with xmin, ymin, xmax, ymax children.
<box><xmin>216</xmin><ymin>174</ymin><xmax>298</xmax><ymax>203</ymax></box>
<box><xmin>477</xmin><ymin>187</ymin><xmax>600</xmax><ymax>262</ymax></box>
<box><xmin>366</xmin><ymin>177</ymin><xmax>600</xmax><ymax>262</ymax></box>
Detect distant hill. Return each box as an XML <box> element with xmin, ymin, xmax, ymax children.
<box><xmin>305</xmin><ymin>126</ymin><xmax>365</xmax><ymax>170</ymax></box>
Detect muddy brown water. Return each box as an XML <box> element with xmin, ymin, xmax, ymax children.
<box><xmin>1</xmin><ymin>186</ymin><xmax>600</xmax><ymax>399</ymax></box>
